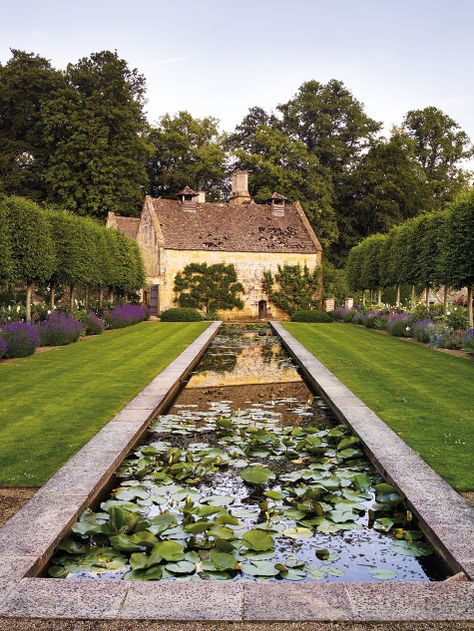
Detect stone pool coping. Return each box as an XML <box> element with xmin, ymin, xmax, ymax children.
<box><xmin>0</xmin><ymin>320</ymin><xmax>472</xmax><ymax>623</ymax></box>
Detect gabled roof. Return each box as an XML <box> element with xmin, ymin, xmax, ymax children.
<box><xmin>148</xmin><ymin>198</ymin><xmax>321</xmax><ymax>253</ymax></box>
<box><xmin>113</xmin><ymin>215</ymin><xmax>140</xmax><ymax>239</ymax></box>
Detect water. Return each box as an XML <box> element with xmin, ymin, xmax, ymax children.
<box><xmin>47</xmin><ymin>325</ymin><xmax>448</xmax><ymax>582</ymax></box>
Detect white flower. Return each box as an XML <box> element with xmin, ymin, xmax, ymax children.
<box><xmin>47</xmin><ymin>310</ymin><xmax>52</xmax><ymax>315</ymax></box>
<box><xmin>406</xmin><ymin>326</ymin><xmax>410</xmax><ymax>331</ymax></box>
<box><xmin>446</xmin><ymin>311</ymin><xmax>451</xmax><ymax>315</ymax></box>
<box><xmin>16</xmin><ymin>305</ymin><xmax>20</xmax><ymax>313</ymax></box>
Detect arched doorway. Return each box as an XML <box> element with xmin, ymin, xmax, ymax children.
<box><xmin>258</xmin><ymin>300</ymin><xmax>268</xmax><ymax>319</ymax></box>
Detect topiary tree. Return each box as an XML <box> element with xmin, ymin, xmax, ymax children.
<box><xmin>174</xmin><ymin>263</ymin><xmax>244</xmax><ymax>315</ymax></box>
<box><xmin>442</xmin><ymin>191</ymin><xmax>474</xmax><ymax>326</ymax></box>
<box><xmin>0</xmin><ymin>199</ymin><xmax>13</xmax><ymax>287</ymax></box>
<box><xmin>46</xmin><ymin>210</ymin><xmax>98</xmax><ymax>310</ymax></box>
<box><xmin>263</xmin><ymin>264</ymin><xmax>321</xmax><ymax>315</ymax></box>
<box><xmin>410</xmin><ymin>211</ymin><xmax>449</xmax><ymax>307</ymax></box>
<box><xmin>359</xmin><ymin>234</ymin><xmax>388</xmax><ymax>304</ymax></box>
<box><xmin>346</xmin><ymin>243</ymin><xmax>365</xmax><ymax>296</ymax></box>
<box><xmin>2</xmin><ymin>196</ymin><xmax>56</xmax><ymax>320</ymax></box>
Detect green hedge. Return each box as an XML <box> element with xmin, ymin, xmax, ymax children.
<box><xmin>160</xmin><ymin>307</ymin><xmax>203</xmax><ymax>322</ymax></box>
<box><xmin>291</xmin><ymin>309</ymin><xmax>332</xmax><ymax>323</ymax></box>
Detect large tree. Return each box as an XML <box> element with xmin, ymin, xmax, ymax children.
<box><xmin>402</xmin><ymin>106</ymin><xmax>473</xmax><ymax>206</ymax></box>
<box><xmin>0</xmin><ymin>50</ymin><xmax>65</xmax><ymax>201</ymax></box>
<box><xmin>42</xmin><ymin>50</ymin><xmax>151</xmax><ymax>219</ymax></box>
<box><xmin>340</xmin><ymin>131</ymin><xmax>432</xmax><ymax>249</ymax></box>
<box><xmin>147</xmin><ymin>111</ymin><xmax>227</xmax><ymax>200</ymax></box>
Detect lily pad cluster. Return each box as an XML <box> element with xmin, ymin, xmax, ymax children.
<box><xmin>49</xmin><ymin>406</ymin><xmax>434</xmax><ymax>582</ymax></box>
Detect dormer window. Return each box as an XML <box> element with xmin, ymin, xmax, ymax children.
<box><xmin>268</xmin><ymin>192</ymin><xmax>287</xmax><ymax>217</ymax></box>
<box><xmin>177</xmin><ymin>186</ymin><xmax>198</xmax><ymax>212</ymax></box>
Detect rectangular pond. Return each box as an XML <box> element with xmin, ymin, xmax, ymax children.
<box><xmin>46</xmin><ymin>325</ymin><xmax>449</xmax><ymax>583</ymax></box>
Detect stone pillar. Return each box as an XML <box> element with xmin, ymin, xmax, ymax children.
<box><xmin>323</xmin><ymin>298</ymin><xmax>335</xmax><ymax>312</ymax></box>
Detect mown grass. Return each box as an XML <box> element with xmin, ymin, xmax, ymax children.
<box><xmin>0</xmin><ymin>321</ymin><xmax>209</xmax><ymax>486</ymax></box>
<box><xmin>284</xmin><ymin>322</ymin><xmax>474</xmax><ymax>491</ymax></box>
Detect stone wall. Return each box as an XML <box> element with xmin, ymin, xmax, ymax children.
<box><xmin>146</xmin><ymin>249</ymin><xmax>321</xmax><ymax>320</ymax></box>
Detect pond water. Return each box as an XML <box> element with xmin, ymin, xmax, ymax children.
<box><xmin>47</xmin><ymin>325</ymin><xmax>448</xmax><ymax>583</ymax></box>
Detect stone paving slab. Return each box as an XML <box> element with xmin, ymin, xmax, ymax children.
<box><xmin>271</xmin><ymin>322</ymin><xmax>474</xmax><ymax>581</ymax></box>
<box><xmin>345</xmin><ymin>583</ymin><xmax>474</xmax><ymax>621</ymax></box>
<box><xmin>0</xmin><ymin>579</ymin><xmax>128</xmax><ymax>619</ymax></box>
<box><xmin>118</xmin><ymin>583</ymin><xmax>244</xmax><ymax>620</ymax></box>
<box><xmin>242</xmin><ymin>583</ymin><xmax>352</xmax><ymax>620</ymax></box>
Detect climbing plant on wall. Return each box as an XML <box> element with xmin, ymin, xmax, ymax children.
<box><xmin>263</xmin><ymin>264</ymin><xmax>321</xmax><ymax>315</ymax></box>
<box><xmin>174</xmin><ymin>263</ymin><xmax>244</xmax><ymax>315</ymax></box>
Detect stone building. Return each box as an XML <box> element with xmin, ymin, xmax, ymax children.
<box><xmin>107</xmin><ymin>171</ymin><xmax>323</xmax><ymax>320</ymax></box>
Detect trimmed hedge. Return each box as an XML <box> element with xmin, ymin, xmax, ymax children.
<box><xmin>291</xmin><ymin>309</ymin><xmax>332</xmax><ymax>323</ymax></box>
<box><xmin>160</xmin><ymin>307</ymin><xmax>202</xmax><ymax>322</ymax></box>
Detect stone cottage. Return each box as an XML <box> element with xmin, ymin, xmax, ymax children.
<box><xmin>107</xmin><ymin>171</ymin><xmax>322</xmax><ymax>319</ymax></box>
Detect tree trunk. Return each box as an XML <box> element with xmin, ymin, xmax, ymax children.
<box><xmin>69</xmin><ymin>285</ymin><xmax>75</xmax><ymax>312</ymax></box>
<box><xmin>99</xmin><ymin>288</ymin><xmax>103</xmax><ymax>306</ymax></box>
<box><xmin>395</xmin><ymin>284</ymin><xmax>401</xmax><ymax>305</ymax></box>
<box><xmin>25</xmin><ymin>284</ymin><xmax>32</xmax><ymax>322</ymax></box>
<box><xmin>425</xmin><ymin>286</ymin><xmax>429</xmax><ymax>308</ymax></box>
<box><xmin>443</xmin><ymin>285</ymin><xmax>449</xmax><ymax>315</ymax></box>
<box><xmin>468</xmin><ymin>286</ymin><xmax>473</xmax><ymax>328</ymax></box>
<box><xmin>50</xmin><ymin>287</ymin><xmax>55</xmax><ymax>310</ymax></box>
<box><xmin>84</xmin><ymin>287</ymin><xmax>89</xmax><ymax>308</ymax></box>
<box><xmin>411</xmin><ymin>285</ymin><xmax>415</xmax><ymax>304</ymax></box>
<box><xmin>109</xmin><ymin>289</ymin><xmax>114</xmax><ymax>304</ymax></box>
<box><xmin>377</xmin><ymin>288</ymin><xmax>382</xmax><ymax>305</ymax></box>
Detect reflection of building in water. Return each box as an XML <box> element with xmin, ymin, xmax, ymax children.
<box><xmin>188</xmin><ymin>342</ymin><xmax>301</xmax><ymax>388</ymax></box>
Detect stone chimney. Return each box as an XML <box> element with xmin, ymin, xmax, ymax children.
<box><xmin>177</xmin><ymin>186</ymin><xmax>198</xmax><ymax>212</ymax></box>
<box><xmin>268</xmin><ymin>192</ymin><xmax>287</xmax><ymax>217</ymax></box>
<box><xmin>229</xmin><ymin>170</ymin><xmax>251</xmax><ymax>205</ymax></box>
<box><xmin>196</xmin><ymin>191</ymin><xmax>206</xmax><ymax>203</ymax></box>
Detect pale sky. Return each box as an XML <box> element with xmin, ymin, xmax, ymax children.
<box><xmin>1</xmin><ymin>0</ymin><xmax>474</xmax><ymax>144</ymax></box>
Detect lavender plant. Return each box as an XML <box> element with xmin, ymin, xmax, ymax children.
<box><xmin>38</xmin><ymin>313</ymin><xmax>83</xmax><ymax>346</ymax></box>
<box><xmin>0</xmin><ymin>322</ymin><xmax>40</xmax><ymax>357</ymax></box>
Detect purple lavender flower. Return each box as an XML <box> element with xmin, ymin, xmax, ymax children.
<box><xmin>0</xmin><ymin>336</ymin><xmax>7</xmax><ymax>358</ymax></box>
<box><xmin>103</xmin><ymin>304</ymin><xmax>149</xmax><ymax>329</ymax></box>
<box><xmin>0</xmin><ymin>322</ymin><xmax>40</xmax><ymax>357</ymax></box>
<box><xmin>461</xmin><ymin>328</ymin><xmax>474</xmax><ymax>354</ymax></box>
<box><xmin>38</xmin><ymin>313</ymin><xmax>83</xmax><ymax>346</ymax></box>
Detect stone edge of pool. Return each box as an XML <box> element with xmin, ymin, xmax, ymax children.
<box><xmin>0</xmin><ymin>320</ymin><xmax>472</xmax><ymax>622</ymax></box>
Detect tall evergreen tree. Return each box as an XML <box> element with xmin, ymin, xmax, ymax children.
<box><xmin>147</xmin><ymin>111</ymin><xmax>227</xmax><ymax>200</ymax></box>
<box><xmin>42</xmin><ymin>50</ymin><xmax>152</xmax><ymax>219</ymax></box>
<box><xmin>0</xmin><ymin>50</ymin><xmax>65</xmax><ymax>200</ymax></box>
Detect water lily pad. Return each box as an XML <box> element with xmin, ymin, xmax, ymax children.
<box><xmin>391</xmin><ymin>541</ymin><xmax>433</xmax><ymax>557</ymax></box>
<box><xmin>152</xmin><ymin>540</ymin><xmax>185</xmax><ymax>562</ymax></box>
<box><xmin>109</xmin><ymin>534</ymin><xmax>144</xmax><ymax>552</ymax></box>
<box><xmin>373</xmin><ymin>518</ymin><xmax>394</xmax><ymax>533</ymax></box>
<box><xmin>204</xmin><ymin>495</ymin><xmax>234</xmax><ymax>507</ymax></box>
<box><xmin>240</xmin><ymin>465</ymin><xmax>275</xmax><ymax>485</ymax></box>
<box><xmin>241</xmin><ymin>560</ymin><xmax>280</xmax><ymax>576</ymax></box>
<box><xmin>209</xmin><ymin>549</ymin><xmax>238</xmax><ymax>570</ymax></box>
<box><xmin>242</xmin><ymin>529</ymin><xmax>275</xmax><ymax>551</ymax></box>
<box><xmin>166</xmin><ymin>561</ymin><xmax>196</xmax><ymax>574</ymax></box>
<box><xmin>369</xmin><ymin>567</ymin><xmax>397</xmax><ymax>580</ymax></box>
<box><xmin>283</xmin><ymin>527</ymin><xmax>313</xmax><ymax>539</ymax></box>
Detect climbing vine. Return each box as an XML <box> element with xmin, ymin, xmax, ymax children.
<box><xmin>263</xmin><ymin>264</ymin><xmax>321</xmax><ymax>315</ymax></box>
<box><xmin>174</xmin><ymin>263</ymin><xmax>244</xmax><ymax>315</ymax></box>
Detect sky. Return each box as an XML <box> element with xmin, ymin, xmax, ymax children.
<box><xmin>1</xmin><ymin>0</ymin><xmax>474</xmax><ymax>143</ymax></box>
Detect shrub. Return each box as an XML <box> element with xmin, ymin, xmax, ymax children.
<box><xmin>461</xmin><ymin>328</ymin><xmax>474</xmax><ymax>354</ymax></box>
<box><xmin>387</xmin><ymin>312</ymin><xmax>414</xmax><ymax>337</ymax></box>
<box><xmin>81</xmin><ymin>312</ymin><xmax>105</xmax><ymax>336</ymax></box>
<box><xmin>160</xmin><ymin>307</ymin><xmax>203</xmax><ymax>322</ymax></box>
<box><xmin>428</xmin><ymin>324</ymin><xmax>462</xmax><ymax>349</ymax></box>
<box><xmin>38</xmin><ymin>313</ymin><xmax>83</xmax><ymax>346</ymax></box>
<box><xmin>445</xmin><ymin>311</ymin><xmax>468</xmax><ymax>331</ymax></box>
<box><xmin>103</xmin><ymin>304</ymin><xmax>149</xmax><ymax>329</ymax></box>
<box><xmin>0</xmin><ymin>336</ymin><xmax>7</xmax><ymax>358</ymax></box>
<box><xmin>333</xmin><ymin>307</ymin><xmax>357</xmax><ymax>322</ymax></box>
<box><xmin>413</xmin><ymin>319</ymin><xmax>435</xmax><ymax>343</ymax></box>
<box><xmin>0</xmin><ymin>322</ymin><xmax>40</xmax><ymax>357</ymax></box>
<box><xmin>291</xmin><ymin>309</ymin><xmax>332</xmax><ymax>323</ymax></box>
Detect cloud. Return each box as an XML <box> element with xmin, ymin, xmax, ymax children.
<box><xmin>139</xmin><ymin>56</ymin><xmax>188</xmax><ymax>68</ymax></box>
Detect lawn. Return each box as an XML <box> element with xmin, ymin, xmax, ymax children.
<box><xmin>284</xmin><ymin>322</ymin><xmax>474</xmax><ymax>491</ymax></box>
<box><xmin>0</xmin><ymin>321</ymin><xmax>209</xmax><ymax>486</ymax></box>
